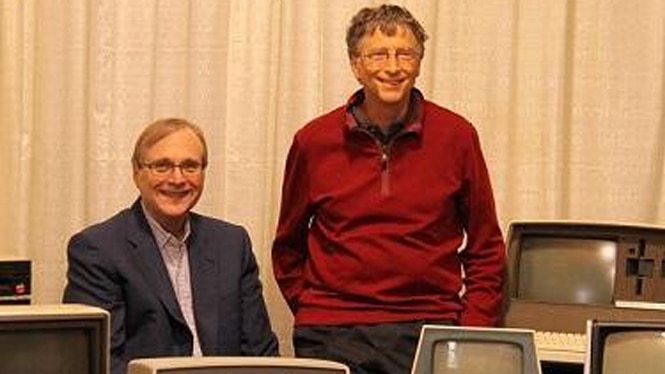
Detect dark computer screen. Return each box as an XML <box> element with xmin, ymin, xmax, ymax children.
<box><xmin>0</xmin><ymin>304</ymin><xmax>109</xmax><ymax>374</ymax></box>
<box><xmin>517</xmin><ymin>235</ymin><xmax>617</xmax><ymax>305</ymax></box>
<box><xmin>603</xmin><ymin>331</ymin><xmax>665</xmax><ymax>373</ymax></box>
<box><xmin>432</xmin><ymin>340</ymin><xmax>523</xmax><ymax>374</ymax></box>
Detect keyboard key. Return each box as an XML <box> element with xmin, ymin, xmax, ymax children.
<box><xmin>534</xmin><ymin>330</ymin><xmax>586</xmax><ymax>364</ymax></box>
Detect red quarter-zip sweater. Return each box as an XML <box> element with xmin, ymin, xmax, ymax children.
<box><xmin>272</xmin><ymin>89</ymin><xmax>506</xmax><ymax>327</ymax></box>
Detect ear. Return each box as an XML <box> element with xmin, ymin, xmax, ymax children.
<box><xmin>132</xmin><ymin>166</ymin><xmax>141</xmax><ymax>187</ymax></box>
<box><xmin>350</xmin><ymin>57</ymin><xmax>363</xmax><ymax>83</ymax></box>
<box><xmin>413</xmin><ymin>62</ymin><xmax>422</xmax><ymax>79</ymax></box>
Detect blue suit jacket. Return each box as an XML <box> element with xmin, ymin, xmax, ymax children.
<box><xmin>63</xmin><ymin>200</ymin><xmax>279</xmax><ymax>374</ymax></box>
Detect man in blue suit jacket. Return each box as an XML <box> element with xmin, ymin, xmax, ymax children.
<box><xmin>63</xmin><ymin>118</ymin><xmax>279</xmax><ymax>374</ymax></box>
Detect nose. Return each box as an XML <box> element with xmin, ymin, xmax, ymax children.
<box><xmin>166</xmin><ymin>166</ymin><xmax>187</xmax><ymax>182</ymax></box>
<box><xmin>384</xmin><ymin>54</ymin><xmax>401</xmax><ymax>71</ymax></box>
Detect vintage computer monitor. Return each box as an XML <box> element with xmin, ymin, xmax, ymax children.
<box><xmin>505</xmin><ymin>221</ymin><xmax>665</xmax><ymax>332</ymax></box>
<box><xmin>128</xmin><ymin>356</ymin><xmax>350</xmax><ymax>374</ymax></box>
<box><xmin>0</xmin><ymin>259</ymin><xmax>31</xmax><ymax>304</ymax></box>
<box><xmin>586</xmin><ymin>319</ymin><xmax>665</xmax><ymax>374</ymax></box>
<box><xmin>504</xmin><ymin>221</ymin><xmax>665</xmax><ymax>367</ymax></box>
<box><xmin>410</xmin><ymin>324</ymin><xmax>541</xmax><ymax>374</ymax></box>
<box><xmin>0</xmin><ymin>303</ymin><xmax>110</xmax><ymax>374</ymax></box>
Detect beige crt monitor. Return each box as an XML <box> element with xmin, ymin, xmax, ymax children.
<box><xmin>128</xmin><ymin>357</ymin><xmax>351</xmax><ymax>374</ymax></box>
<box><xmin>410</xmin><ymin>324</ymin><xmax>542</xmax><ymax>374</ymax></box>
<box><xmin>0</xmin><ymin>303</ymin><xmax>110</xmax><ymax>374</ymax></box>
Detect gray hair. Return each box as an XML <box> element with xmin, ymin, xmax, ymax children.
<box><xmin>346</xmin><ymin>4</ymin><xmax>428</xmax><ymax>58</ymax></box>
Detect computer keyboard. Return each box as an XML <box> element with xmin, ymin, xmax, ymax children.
<box><xmin>534</xmin><ymin>330</ymin><xmax>587</xmax><ymax>364</ymax></box>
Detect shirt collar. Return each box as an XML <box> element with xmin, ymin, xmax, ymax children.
<box><xmin>141</xmin><ymin>201</ymin><xmax>191</xmax><ymax>248</ymax></box>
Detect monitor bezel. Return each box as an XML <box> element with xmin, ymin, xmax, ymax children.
<box><xmin>127</xmin><ymin>356</ymin><xmax>350</xmax><ymax>374</ymax></box>
<box><xmin>586</xmin><ymin>319</ymin><xmax>665</xmax><ymax>374</ymax></box>
<box><xmin>0</xmin><ymin>303</ymin><xmax>110</xmax><ymax>374</ymax></box>
<box><xmin>410</xmin><ymin>324</ymin><xmax>541</xmax><ymax>374</ymax></box>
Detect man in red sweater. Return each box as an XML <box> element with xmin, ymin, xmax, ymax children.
<box><xmin>272</xmin><ymin>4</ymin><xmax>506</xmax><ymax>374</ymax></box>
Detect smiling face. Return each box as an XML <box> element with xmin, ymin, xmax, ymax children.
<box><xmin>350</xmin><ymin>25</ymin><xmax>422</xmax><ymax>117</ymax></box>
<box><xmin>133</xmin><ymin>127</ymin><xmax>206</xmax><ymax>234</ymax></box>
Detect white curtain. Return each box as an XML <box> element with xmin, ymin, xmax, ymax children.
<box><xmin>1</xmin><ymin>0</ymin><xmax>664</xmax><ymax>353</ymax></box>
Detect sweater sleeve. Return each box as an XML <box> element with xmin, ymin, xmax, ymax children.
<box><xmin>271</xmin><ymin>135</ymin><xmax>312</xmax><ymax>313</ymax></box>
<box><xmin>457</xmin><ymin>126</ymin><xmax>507</xmax><ymax>326</ymax></box>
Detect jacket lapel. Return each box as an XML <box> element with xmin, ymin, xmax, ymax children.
<box><xmin>127</xmin><ymin>201</ymin><xmax>187</xmax><ymax>326</ymax></box>
<box><xmin>188</xmin><ymin>218</ymin><xmax>220</xmax><ymax>354</ymax></box>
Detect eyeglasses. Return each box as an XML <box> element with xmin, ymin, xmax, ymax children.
<box><xmin>139</xmin><ymin>159</ymin><xmax>205</xmax><ymax>177</ymax></box>
<box><xmin>360</xmin><ymin>49</ymin><xmax>422</xmax><ymax>66</ymax></box>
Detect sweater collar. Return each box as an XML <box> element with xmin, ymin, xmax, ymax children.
<box><xmin>344</xmin><ymin>88</ymin><xmax>424</xmax><ymax>135</ymax></box>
